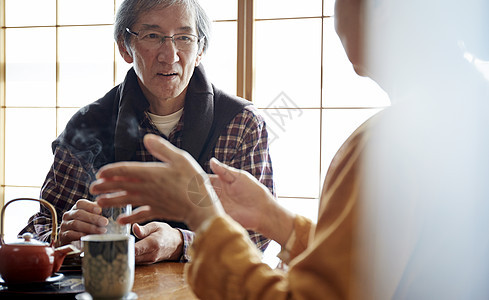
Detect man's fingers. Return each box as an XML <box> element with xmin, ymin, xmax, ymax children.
<box><xmin>59</xmin><ymin>231</ymin><xmax>86</xmax><ymax>244</ymax></box>
<box><xmin>90</xmin><ymin>178</ymin><xmax>147</xmax><ymax>196</ymax></box>
<box><xmin>63</xmin><ymin>208</ymin><xmax>108</xmax><ymax>227</ymax></box>
<box><xmin>132</xmin><ymin>223</ymin><xmax>144</xmax><ymax>239</ymax></box>
<box><xmin>60</xmin><ymin>220</ymin><xmax>107</xmax><ymax>237</ymax></box>
<box><xmin>131</xmin><ymin>221</ymin><xmax>159</xmax><ymax>239</ymax></box>
<box><xmin>95</xmin><ymin>190</ymin><xmax>144</xmax><ymax>209</ymax></box>
<box><xmin>134</xmin><ymin>240</ymin><xmax>159</xmax><ymax>265</ymax></box>
<box><xmin>118</xmin><ymin>206</ymin><xmax>156</xmax><ymax>225</ymax></box>
<box><xmin>73</xmin><ymin>199</ymin><xmax>102</xmax><ymax>214</ymax></box>
<box><xmin>95</xmin><ymin>161</ymin><xmax>163</xmax><ymax>180</ymax></box>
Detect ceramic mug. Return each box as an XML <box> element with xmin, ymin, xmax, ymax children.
<box><xmin>81</xmin><ymin>234</ymin><xmax>135</xmax><ymax>299</ymax></box>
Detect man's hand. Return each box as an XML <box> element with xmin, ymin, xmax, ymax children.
<box><xmin>132</xmin><ymin>222</ymin><xmax>183</xmax><ymax>264</ymax></box>
<box><xmin>90</xmin><ymin>134</ymin><xmax>224</xmax><ymax>231</ymax></box>
<box><xmin>58</xmin><ymin>199</ymin><xmax>108</xmax><ymax>246</ymax></box>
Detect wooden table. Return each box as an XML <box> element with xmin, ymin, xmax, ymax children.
<box><xmin>0</xmin><ymin>262</ymin><xmax>196</xmax><ymax>299</ymax></box>
<box><xmin>133</xmin><ymin>262</ymin><xmax>198</xmax><ymax>300</ymax></box>
<box><xmin>0</xmin><ymin>262</ymin><xmax>198</xmax><ymax>299</ymax></box>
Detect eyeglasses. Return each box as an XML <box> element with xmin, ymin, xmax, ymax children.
<box><xmin>126</xmin><ymin>28</ymin><xmax>201</xmax><ymax>51</ymax></box>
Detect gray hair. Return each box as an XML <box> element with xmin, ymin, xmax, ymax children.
<box><xmin>114</xmin><ymin>0</ymin><xmax>211</xmax><ymax>53</ymax></box>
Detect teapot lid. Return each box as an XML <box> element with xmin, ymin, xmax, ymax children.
<box><xmin>8</xmin><ymin>233</ymin><xmax>48</xmax><ymax>246</ymax></box>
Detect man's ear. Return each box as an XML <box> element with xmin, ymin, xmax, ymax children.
<box><xmin>118</xmin><ymin>40</ymin><xmax>134</xmax><ymax>64</ymax></box>
<box><xmin>194</xmin><ymin>48</ymin><xmax>204</xmax><ymax>67</ymax></box>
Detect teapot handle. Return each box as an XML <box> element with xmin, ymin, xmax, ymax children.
<box><xmin>0</xmin><ymin>198</ymin><xmax>58</xmax><ymax>247</ymax></box>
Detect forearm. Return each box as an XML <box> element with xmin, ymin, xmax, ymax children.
<box><xmin>257</xmin><ymin>199</ymin><xmax>296</xmax><ymax>248</ymax></box>
<box><xmin>277</xmin><ymin>215</ymin><xmax>314</xmax><ymax>263</ymax></box>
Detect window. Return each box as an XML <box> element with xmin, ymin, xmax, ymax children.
<box><xmin>0</xmin><ymin>0</ymin><xmax>389</xmax><ymax>242</ymax></box>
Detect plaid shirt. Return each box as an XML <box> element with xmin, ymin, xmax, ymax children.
<box><xmin>20</xmin><ymin>105</ymin><xmax>274</xmax><ymax>261</ymax></box>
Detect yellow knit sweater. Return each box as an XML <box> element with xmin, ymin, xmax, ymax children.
<box><xmin>186</xmin><ymin>119</ymin><xmax>370</xmax><ymax>300</ymax></box>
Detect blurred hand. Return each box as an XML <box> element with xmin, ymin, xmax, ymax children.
<box><xmin>90</xmin><ymin>134</ymin><xmax>223</xmax><ymax>230</ymax></box>
<box><xmin>58</xmin><ymin>199</ymin><xmax>108</xmax><ymax>246</ymax></box>
<box><xmin>132</xmin><ymin>222</ymin><xmax>183</xmax><ymax>264</ymax></box>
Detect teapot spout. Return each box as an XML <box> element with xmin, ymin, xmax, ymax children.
<box><xmin>52</xmin><ymin>244</ymin><xmax>80</xmax><ymax>273</ymax></box>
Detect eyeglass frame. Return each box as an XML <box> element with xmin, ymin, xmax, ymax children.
<box><xmin>125</xmin><ymin>28</ymin><xmax>203</xmax><ymax>51</ymax></box>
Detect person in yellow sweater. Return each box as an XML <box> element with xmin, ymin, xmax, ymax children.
<box><xmin>90</xmin><ymin>0</ymin><xmax>489</xmax><ymax>298</ymax></box>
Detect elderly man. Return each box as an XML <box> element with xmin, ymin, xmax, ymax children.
<box><xmin>91</xmin><ymin>0</ymin><xmax>489</xmax><ymax>298</ymax></box>
<box><xmin>20</xmin><ymin>0</ymin><xmax>274</xmax><ymax>264</ymax></box>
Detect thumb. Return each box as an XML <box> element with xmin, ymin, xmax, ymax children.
<box><xmin>209</xmin><ymin>174</ymin><xmax>222</xmax><ymax>189</ymax></box>
<box><xmin>132</xmin><ymin>223</ymin><xmax>153</xmax><ymax>239</ymax></box>
<box><xmin>208</xmin><ymin>174</ymin><xmax>224</xmax><ymax>197</ymax></box>
<box><xmin>210</xmin><ymin>158</ymin><xmax>239</xmax><ymax>184</ymax></box>
<box><xmin>143</xmin><ymin>133</ymin><xmax>180</xmax><ymax>164</ymax></box>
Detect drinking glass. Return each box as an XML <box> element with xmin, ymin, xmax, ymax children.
<box><xmin>102</xmin><ymin>205</ymin><xmax>132</xmax><ymax>235</ymax></box>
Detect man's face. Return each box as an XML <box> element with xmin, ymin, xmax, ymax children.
<box><xmin>120</xmin><ymin>5</ymin><xmax>203</xmax><ymax>105</ymax></box>
<box><xmin>334</xmin><ymin>0</ymin><xmax>366</xmax><ymax>76</ymax></box>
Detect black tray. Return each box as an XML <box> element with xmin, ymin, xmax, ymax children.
<box><xmin>0</xmin><ymin>272</ymin><xmax>84</xmax><ymax>299</ymax></box>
